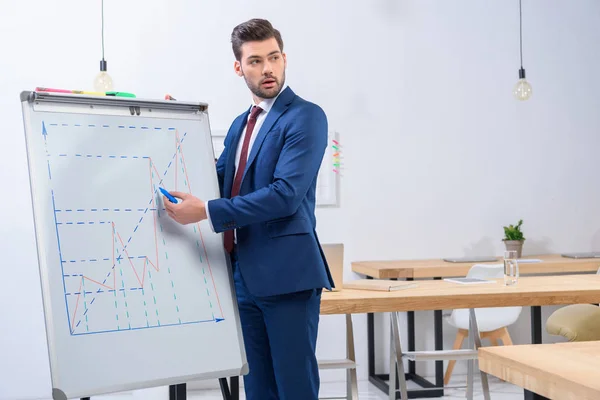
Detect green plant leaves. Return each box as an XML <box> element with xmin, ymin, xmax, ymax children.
<box><xmin>503</xmin><ymin>219</ymin><xmax>525</xmax><ymax>240</ymax></box>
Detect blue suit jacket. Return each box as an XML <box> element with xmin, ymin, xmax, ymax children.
<box><xmin>208</xmin><ymin>87</ymin><xmax>335</xmax><ymax>297</ymax></box>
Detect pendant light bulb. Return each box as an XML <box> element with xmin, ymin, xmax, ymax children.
<box><xmin>94</xmin><ymin>59</ymin><xmax>113</xmax><ymax>92</ymax></box>
<box><xmin>93</xmin><ymin>0</ymin><xmax>113</xmax><ymax>92</ymax></box>
<box><xmin>513</xmin><ymin>67</ymin><xmax>532</xmax><ymax>101</ymax></box>
<box><xmin>514</xmin><ymin>0</ymin><xmax>531</xmax><ymax>101</ymax></box>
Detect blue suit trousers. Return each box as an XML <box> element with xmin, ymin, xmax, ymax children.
<box><xmin>231</xmin><ymin>253</ymin><xmax>322</xmax><ymax>400</ymax></box>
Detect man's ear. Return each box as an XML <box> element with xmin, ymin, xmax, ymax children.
<box><xmin>234</xmin><ymin>60</ymin><xmax>243</xmax><ymax>77</ymax></box>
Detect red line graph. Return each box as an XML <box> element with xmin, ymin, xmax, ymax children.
<box><xmin>176</xmin><ymin>130</ymin><xmax>224</xmax><ymax>318</ymax></box>
<box><xmin>70</xmin><ymin>279</ymin><xmax>83</xmax><ymax>332</ymax></box>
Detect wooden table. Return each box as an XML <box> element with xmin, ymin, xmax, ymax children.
<box><xmin>352</xmin><ymin>254</ymin><xmax>600</xmax><ymax>279</ymax></box>
<box><xmin>479</xmin><ymin>342</ymin><xmax>600</xmax><ymax>400</ymax></box>
<box><xmin>321</xmin><ymin>274</ymin><xmax>600</xmax><ymax>400</ymax></box>
<box><xmin>350</xmin><ymin>254</ymin><xmax>600</xmax><ymax>398</ymax></box>
<box><xmin>321</xmin><ymin>274</ymin><xmax>600</xmax><ymax>314</ymax></box>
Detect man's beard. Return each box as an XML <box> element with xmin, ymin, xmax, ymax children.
<box><xmin>243</xmin><ymin>71</ymin><xmax>286</xmax><ymax>99</ymax></box>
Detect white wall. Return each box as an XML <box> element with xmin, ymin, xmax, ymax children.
<box><xmin>2</xmin><ymin>0</ymin><xmax>600</xmax><ymax>397</ymax></box>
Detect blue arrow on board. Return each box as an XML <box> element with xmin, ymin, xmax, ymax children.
<box><xmin>215</xmin><ymin>318</ymin><xmax>224</xmax><ymax>323</ymax></box>
<box><xmin>42</xmin><ymin>121</ymin><xmax>48</xmax><ymax>137</ymax></box>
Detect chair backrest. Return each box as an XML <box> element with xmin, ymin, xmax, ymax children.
<box><xmin>322</xmin><ymin>243</ymin><xmax>344</xmax><ymax>292</ymax></box>
<box><xmin>466</xmin><ymin>263</ymin><xmax>505</xmax><ymax>279</ymax></box>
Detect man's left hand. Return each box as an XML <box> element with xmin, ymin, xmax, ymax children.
<box><xmin>163</xmin><ymin>191</ymin><xmax>207</xmax><ymax>225</ymax></box>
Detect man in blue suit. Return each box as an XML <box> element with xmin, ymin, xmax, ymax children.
<box><xmin>164</xmin><ymin>18</ymin><xmax>334</xmax><ymax>400</ymax></box>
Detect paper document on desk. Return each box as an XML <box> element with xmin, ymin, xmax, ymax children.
<box><xmin>343</xmin><ymin>279</ymin><xmax>417</xmax><ymax>291</ymax></box>
<box><xmin>444</xmin><ymin>278</ymin><xmax>496</xmax><ymax>285</ymax></box>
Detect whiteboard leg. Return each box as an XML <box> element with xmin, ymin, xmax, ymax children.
<box><xmin>169</xmin><ymin>383</ymin><xmax>186</xmax><ymax>399</ymax></box>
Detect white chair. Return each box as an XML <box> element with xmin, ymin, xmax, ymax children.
<box><xmin>444</xmin><ymin>263</ymin><xmax>522</xmax><ymax>385</ymax></box>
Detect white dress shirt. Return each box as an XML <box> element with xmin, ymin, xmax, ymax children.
<box><xmin>205</xmin><ymin>83</ymin><xmax>288</xmax><ymax>234</ymax></box>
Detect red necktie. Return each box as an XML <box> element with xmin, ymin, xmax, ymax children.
<box><xmin>225</xmin><ymin>105</ymin><xmax>263</xmax><ymax>253</ymax></box>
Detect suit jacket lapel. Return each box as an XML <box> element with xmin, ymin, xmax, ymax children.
<box><xmin>242</xmin><ymin>87</ymin><xmax>295</xmax><ymax>183</ymax></box>
<box><xmin>224</xmin><ymin>109</ymin><xmax>250</xmax><ymax>197</ymax></box>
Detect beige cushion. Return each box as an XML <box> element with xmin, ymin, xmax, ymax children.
<box><xmin>546</xmin><ymin>304</ymin><xmax>600</xmax><ymax>341</ymax></box>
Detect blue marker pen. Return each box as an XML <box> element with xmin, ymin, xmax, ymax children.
<box><xmin>159</xmin><ymin>187</ymin><xmax>178</xmax><ymax>204</ymax></box>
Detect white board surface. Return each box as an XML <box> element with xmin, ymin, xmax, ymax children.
<box><xmin>19</xmin><ymin>92</ymin><xmax>247</xmax><ymax>400</ymax></box>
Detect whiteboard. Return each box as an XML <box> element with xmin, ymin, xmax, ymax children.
<box><xmin>19</xmin><ymin>92</ymin><xmax>247</xmax><ymax>400</ymax></box>
<box><xmin>211</xmin><ymin>129</ymin><xmax>340</xmax><ymax>207</ymax></box>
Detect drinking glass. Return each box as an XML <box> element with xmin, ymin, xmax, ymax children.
<box><xmin>504</xmin><ymin>250</ymin><xmax>519</xmax><ymax>285</ymax></box>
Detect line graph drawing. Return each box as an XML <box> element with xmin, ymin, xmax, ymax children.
<box><xmin>43</xmin><ymin>121</ymin><xmax>224</xmax><ymax>336</ymax></box>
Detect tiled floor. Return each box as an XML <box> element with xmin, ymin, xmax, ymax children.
<box><xmin>184</xmin><ymin>375</ymin><xmax>525</xmax><ymax>399</ymax></box>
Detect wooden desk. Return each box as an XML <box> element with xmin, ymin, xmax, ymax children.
<box><xmin>321</xmin><ymin>274</ymin><xmax>600</xmax><ymax>400</ymax></box>
<box><xmin>352</xmin><ymin>253</ymin><xmax>600</xmax><ymax>279</ymax></box>
<box><xmin>479</xmin><ymin>342</ymin><xmax>600</xmax><ymax>400</ymax></box>
<box><xmin>350</xmin><ymin>254</ymin><xmax>600</xmax><ymax>398</ymax></box>
<box><xmin>321</xmin><ymin>274</ymin><xmax>600</xmax><ymax>314</ymax></box>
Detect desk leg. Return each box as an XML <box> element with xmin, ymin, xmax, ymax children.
<box><xmin>433</xmin><ymin>277</ymin><xmax>444</xmax><ymax>389</ymax></box>
<box><xmin>524</xmin><ymin>306</ymin><xmax>545</xmax><ymax>400</ymax></box>
<box><xmin>406</xmin><ymin>278</ymin><xmax>416</xmax><ymax>375</ymax></box>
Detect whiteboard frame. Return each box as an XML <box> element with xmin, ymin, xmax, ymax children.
<box><xmin>19</xmin><ymin>91</ymin><xmax>247</xmax><ymax>399</ymax></box>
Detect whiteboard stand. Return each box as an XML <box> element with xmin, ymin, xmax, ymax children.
<box><xmin>20</xmin><ymin>91</ymin><xmax>247</xmax><ymax>400</ymax></box>
<box><xmin>167</xmin><ymin>380</ymin><xmax>236</xmax><ymax>400</ymax></box>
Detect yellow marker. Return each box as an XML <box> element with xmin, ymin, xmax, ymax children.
<box><xmin>71</xmin><ymin>90</ymin><xmax>106</xmax><ymax>96</ymax></box>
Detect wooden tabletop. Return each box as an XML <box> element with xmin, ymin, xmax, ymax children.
<box><xmin>479</xmin><ymin>341</ymin><xmax>600</xmax><ymax>400</ymax></box>
<box><xmin>320</xmin><ymin>274</ymin><xmax>600</xmax><ymax>315</ymax></box>
<box><xmin>351</xmin><ymin>253</ymin><xmax>600</xmax><ymax>279</ymax></box>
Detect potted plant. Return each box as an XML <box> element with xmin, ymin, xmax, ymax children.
<box><xmin>503</xmin><ymin>219</ymin><xmax>525</xmax><ymax>258</ymax></box>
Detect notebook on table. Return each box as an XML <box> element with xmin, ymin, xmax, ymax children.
<box><xmin>561</xmin><ymin>252</ymin><xmax>600</xmax><ymax>259</ymax></box>
<box><xmin>443</xmin><ymin>256</ymin><xmax>498</xmax><ymax>263</ymax></box>
<box><xmin>343</xmin><ymin>279</ymin><xmax>418</xmax><ymax>292</ymax></box>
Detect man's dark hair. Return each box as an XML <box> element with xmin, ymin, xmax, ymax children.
<box><xmin>231</xmin><ymin>18</ymin><xmax>284</xmax><ymax>61</ymax></box>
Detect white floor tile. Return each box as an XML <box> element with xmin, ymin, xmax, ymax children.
<box><xmin>185</xmin><ymin>375</ymin><xmax>526</xmax><ymax>400</ymax></box>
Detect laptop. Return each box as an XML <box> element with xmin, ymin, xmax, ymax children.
<box><xmin>560</xmin><ymin>252</ymin><xmax>600</xmax><ymax>259</ymax></box>
<box><xmin>443</xmin><ymin>256</ymin><xmax>499</xmax><ymax>263</ymax></box>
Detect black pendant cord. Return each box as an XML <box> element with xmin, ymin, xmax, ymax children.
<box><xmin>519</xmin><ymin>0</ymin><xmax>523</xmax><ymax>69</ymax></box>
<box><xmin>101</xmin><ymin>0</ymin><xmax>105</xmax><ymax>61</ymax></box>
